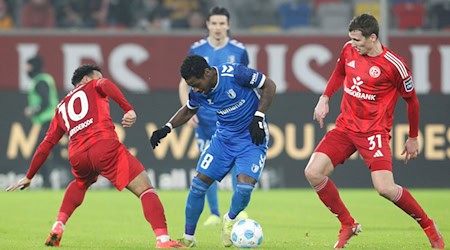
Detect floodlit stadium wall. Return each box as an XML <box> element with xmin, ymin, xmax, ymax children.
<box><xmin>0</xmin><ymin>33</ymin><xmax>448</xmax><ymax>189</ymax></box>
<box><xmin>0</xmin><ymin>92</ymin><xmax>448</xmax><ymax>189</ymax></box>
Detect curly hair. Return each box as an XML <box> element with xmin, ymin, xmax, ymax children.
<box><xmin>71</xmin><ymin>64</ymin><xmax>102</xmax><ymax>86</ymax></box>
<box><xmin>180</xmin><ymin>55</ymin><xmax>210</xmax><ymax>80</ymax></box>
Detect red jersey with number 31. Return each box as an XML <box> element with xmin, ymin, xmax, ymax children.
<box><xmin>44</xmin><ymin>78</ymin><xmax>132</xmax><ymax>158</ymax></box>
<box><xmin>330</xmin><ymin>42</ymin><xmax>416</xmax><ymax>134</ymax></box>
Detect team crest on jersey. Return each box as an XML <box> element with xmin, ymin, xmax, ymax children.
<box><xmin>227</xmin><ymin>89</ymin><xmax>236</xmax><ymax>99</ymax></box>
<box><xmin>403</xmin><ymin>76</ymin><xmax>414</xmax><ymax>92</ymax></box>
<box><xmin>369</xmin><ymin>66</ymin><xmax>381</xmax><ymax>78</ymax></box>
<box><xmin>228</xmin><ymin>55</ymin><xmax>235</xmax><ymax>63</ymax></box>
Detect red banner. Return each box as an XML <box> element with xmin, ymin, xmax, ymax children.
<box><xmin>1</xmin><ymin>34</ymin><xmax>449</xmax><ymax>93</ymax></box>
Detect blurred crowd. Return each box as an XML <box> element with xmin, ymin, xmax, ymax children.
<box><xmin>1</xmin><ymin>0</ymin><xmax>450</xmax><ymax>32</ymax></box>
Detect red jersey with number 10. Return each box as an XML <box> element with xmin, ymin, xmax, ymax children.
<box><xmin>328</xmin><ymin>42</ymin><xmax>416</xmax><ymax>134</ymax></box>
<box><xmin>44</xmin><ymin>78</ymin><xmax>133</xmax><ymax>158</ymax></box>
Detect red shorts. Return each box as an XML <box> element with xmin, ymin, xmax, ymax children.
<box><xmin>68</xmin><ymin>139</ymin><xmax>145</xmax><ymax>190</ymax></box>
<box><xmin>315</xmin><ymin>127</ymin><xmax>392</xmax><ymax>172</ymax></box>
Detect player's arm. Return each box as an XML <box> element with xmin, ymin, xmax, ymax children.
<box><xmin>398</xmin><ymin>76</ymin><xmax>420</xmax><ymax>164</ymax></box>
<box><xmin>178</xmin><ymin>77</ymin><xmax>199</xmax><ymax>127</ymax></box>
<box><xmin>6</xmin><ymin>118</ymin><xmax>65</xmax><ymax>191</ymax></box>
<box><xmin>95</xmin><ymin>78</ymin><xmax>136</xmax><ymax>127</ymax></box>
<box><xmin>314</xmin><ymin>49</ymin><xmax>346</xmax><ymax>128</ymax></box>
<box><xmin>150</xmin><ymin>104</ymin><xmax>198</xmax><ymax>149</ymax></box>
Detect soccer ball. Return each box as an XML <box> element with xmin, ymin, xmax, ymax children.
<box><xmin>231</xmin><ymin>219</ymin><xmax>263</xmax><ymax>248</ymax></box>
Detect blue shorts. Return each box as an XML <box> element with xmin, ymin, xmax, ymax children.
<box><xmin>196</xmin><ymin>136</ymin><xmax>266</xmax><ymax>182</ymax></box>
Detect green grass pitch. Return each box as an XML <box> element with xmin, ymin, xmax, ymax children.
<box><xmin>1</xmin><ymin>189</ymin><xmax>448</xmax><ymax>249</ymax></box>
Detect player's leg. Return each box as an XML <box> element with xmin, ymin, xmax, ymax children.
<box><xmin>126</xmin><ymin>171</ymin><xmax>184</xmax><ymax>248</ymax></box>
<box><xmin>221</xmin><ymin>147</ymin><xmax>264</xmax><ymax>247</ymax></box>
<box><xmin>179</xmin><ymin>139</ymin><xmax>230</xmax><ymax>247</ymax></box>
<box><xmin>304</xmin><ymin>129</ymin><xmax>360</xmax><ymax>248</ymax></box>
<box><xmin>45</xmin><ymin>151</ymin><xmax>94</xmax><ymax>247</ymax></box>
<box><xmin>371</xmin><ymin>170</ymin><xmax>445</xmax><ymax>248</ymax></box>
<box><xmin>230</xmin><ymin>166</ymin><xmax>249</xmax><ymax>220</ymax></box>
<box><xmin>203</xmin><ymin>181</ymin><xmax>221</xmax><ymax>226</ymax></box>
<box><xmin>96</xmin><ymin>140</ymin><xmax>184</xmax><ymax>248</ymax></box>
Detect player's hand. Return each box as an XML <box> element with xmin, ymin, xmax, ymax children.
<box><xmin>313</xmin><ymin>95</ymin><xmax>330</xmax><ymax>128</ymax></box>
<box><xmin>188</xmin><ymin>114</ymin><xmax>199</xmax><ymax>128</ymax></box>
<box><xmin>401</xmin><ymin>137</ymin><xmax>419</xmax><ymax>164</ymax></box>
<box><xmin>249</xmin><ymin>112</ymin><xmax>266</xmax><ymax>146</ymax></box>
<box><xmin>150</xmin><ymin>125</ymin><xmax>171</xmax><ymax>149</ymax></box>
<box><xmin>6</xmin><ymin>177</ymin><xmax>31</xmax><ymax>192</ymax></box>
<box><xmin>122</xmin><ymin>110</ymin><xmax>137</xmax><ymax>128</ymax></box>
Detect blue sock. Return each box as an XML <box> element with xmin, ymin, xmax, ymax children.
<box><xmin>185</xmin><ymin>176</ymin><xmax>209</xmax><ymax>235</ymax></box>
<box><xmin>228</xmin><ymin>182</ymin><xmax>255</xmax><ymax>219</ymax></box>
<box><xmin>206</xmin><ymin>181</ymin><xmax>220</xmax><ymax>216</ymax></box>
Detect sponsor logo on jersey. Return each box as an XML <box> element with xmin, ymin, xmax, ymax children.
<box><xmin>344</xmin><ymin>76</ymin><xmax>376</xmax><ymax>100</ymax></box>
<box><xmin>227</xmin><ymin>89</ymin><xmax>236</xmax><ymax>99</ymax></box>
<box><xmin>369</xmin><ymin>66</ymin><xmax>381</xmax><ymax>78</ymax></box>
<box><xmin>217</xmin><ymin>99</ymin><xmax>246</xmax><ymax>115</ymax></box>
<box><xmin>69</xmin><ymin>118</ymin><xmax>93</xmax><ymax>138</ymax></box>
<box><xmin>249</xmin><ymin>73</ymin><xmax>258</xmax><ymax>85</ymax></box>
<box><xmin>403</xmin><ymin>76</ymin><xmax>414</xmax><ymax>92</ymax></box>
<box><xmin>347</xmin><ymin>60</ymin><xmax>355</xmax><ymax>68</ymax></box>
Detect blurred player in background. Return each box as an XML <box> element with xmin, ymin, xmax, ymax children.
<box><xmin>305</xmin><ymin>14</ymin><xmax>445</xmax><ymax>249</ymax></box>
<box><xmin>178</xmin><ymin>6</ymin><xmax>250</xmax><ymax>227</ymax></box>
<box><xmin>7</xmin><ymin>65</ymin><xmax>185</xmax><ymax>249</ymax></box>
<box><xmin>24</xmin><ymin>55</ymin><xmax>60</xmax><ymax>188</ymax></box>
<box><xmin>151</xmin><ymin>55</ymin><xmax>276</xmax><ymax>247</ymax></box>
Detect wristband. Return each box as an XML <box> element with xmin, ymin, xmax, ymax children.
<box><xmin>165</xmin><ymin>122</ymin><xmax>173</xmax><ymax>130</ymax></box>
<box><xmin>254</xmin><ymin>111</ymin><xmax>265</xmax><ymax>118</ymax></box>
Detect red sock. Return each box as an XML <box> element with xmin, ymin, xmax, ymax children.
<box><xmin>315</xmin><ymin>177</ymin><xmax>354</xmax><ymax>226</ymax></box>
<box><xmin>57</xmin><ymin>180</ymin><xmax>88</xmax><ymax>224</ymax></box>
<box><xmin>140</xmin><ymin>187</ymin><xmax>168</xmax><ymax>237</ymax></box>
<box><xmin>392</xmin><ymin>186</ymin><xmax>431</xmax><ymax>228</ymax></box>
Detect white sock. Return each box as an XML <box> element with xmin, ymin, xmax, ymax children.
<box><xmin>183</xmin><ymin>234</ymin><xmax>195</xmax><ymax>241</ymax></box>
<box><xmin>156</xmin><ymin>235</ymin><xmax>170</xmax><ymax>243</ymax></box>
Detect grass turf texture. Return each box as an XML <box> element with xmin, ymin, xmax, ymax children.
<box><xmin>1</xmin><ymin>189</ymin><xmax>448</xmax><ymax>249</ymax></box>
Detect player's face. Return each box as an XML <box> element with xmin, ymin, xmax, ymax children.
<box><xmin>349</xmin><ymin>30</ymin><xmax>375</xmax><ymax>56</ymax></box>
<box><xmin>207</xmin><ymin>15</ymin><xmax>229</xmax><ymax>41</ymax></box>
<box><xmin>185</xmin><ymin>68</ymin><xmax>215</xmax><ymax>94</ymax></box>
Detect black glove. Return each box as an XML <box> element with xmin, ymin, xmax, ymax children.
<box><xmin>150</xmin><ymin>125</ymin><xmax>171</xmax><ymax>149</ymax></box>
<box><xmin>249</xmin><ymin>114</ymin><xmax>265</xmax><ymax>146</ymax></box>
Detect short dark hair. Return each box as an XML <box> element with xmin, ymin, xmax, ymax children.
<box><xmin>71</xmin><ymin>64</ymin><xmax>102</xmax><ymax>86</ymax></box>
<box><xmin>207</xmin><ymin>6</ymin><xmax>230</xmax><ymax>22</ymax></box>
<box><xmin>348</xmin><ymin>13</ymin><xmax>379</xmax><ymax>38</ymax></box>
<box><xmin>180</xmin><ymin>55</ymin><xmax>210</xmax><ymax>80</ymax></box>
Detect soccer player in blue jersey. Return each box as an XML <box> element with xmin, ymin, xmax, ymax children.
<box><xmin>151</xmin><ymin>55</ymin><xmax>276</xmax><ymax>247</ymax></box>
<box><xmin>178</xmin><ymin>6</ymin><xmax>250</xmax><ymax>227</ymax></box>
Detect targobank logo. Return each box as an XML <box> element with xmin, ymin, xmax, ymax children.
<box><xmin>344</xmin><ymin>76</ymin><xmax>376</xmax><ymax>101</ymax></box>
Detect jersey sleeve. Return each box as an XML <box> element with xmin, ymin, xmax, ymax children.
<box><xmin>323</xmin><ymin>44</ymin><xmax>347</xmax><ymax>98</ymax></box>
<box><xmin>187</xmin><ymin>91</ymin><xmax>200</xmax><ymax>110</ymax></box>
<box><xmin>26</xmin><ymin>116</ymin><xmax>65</xmax><ymax>179</ymax></box>
<box><xmin>95</xmin><ymin>78</ymin><xmax>133</xmax><ymax>112</ymax></box>
<box><xmin>386</xmin><ymin>52</ymin><xmax>419</xmax><ymax>137</ymax></box>
<box><xmin>233</xmin><ymin>64</ymin><xmax>266</xmax><ymax>89</ymax></box>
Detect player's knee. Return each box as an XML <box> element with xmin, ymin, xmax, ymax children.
<box><xmin>304</xmin><ymin>165</ymin><xmax>322</xmax><ymax>182</ymax></box>
<box><xmin>375</xmin><ymin>185</ymin><xmax>396</xmax><ymax>200</ymax></box>
<box><xmin>190</xmin><ymin>176</ymin><xmax>209</xmax><ymax>196</ymax></box>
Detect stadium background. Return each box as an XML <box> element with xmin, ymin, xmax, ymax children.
<box><xmin>0</xmin><ymin>0</ymin><xmax>449</xmax><ymax>190</ymax></box>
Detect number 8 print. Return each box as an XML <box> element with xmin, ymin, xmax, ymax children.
<box><xmin>58</xmin><ymin>90</ymin><xmax>89</xmax><ymax>130</ymax></box>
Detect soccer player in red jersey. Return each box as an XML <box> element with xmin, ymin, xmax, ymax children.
<box><xmin>305</xmin><ymin>14</ymin><xmax>445</xmax><ymax>249</ymax></box>
<box><xmin>6</xmin><ymin>65</ymin><xmax>185</xmax><ymax>249</ymax></box>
